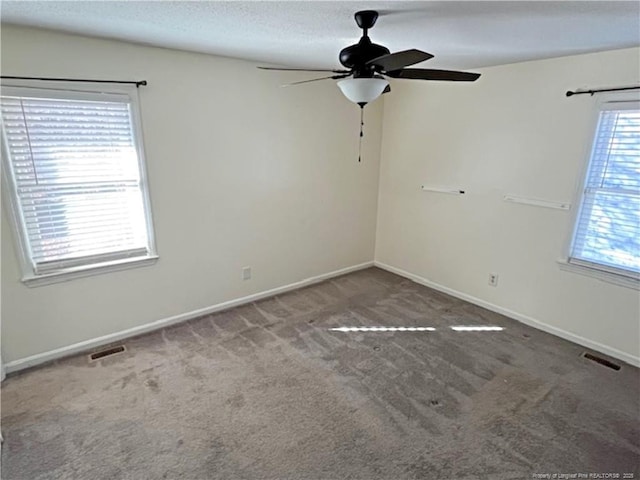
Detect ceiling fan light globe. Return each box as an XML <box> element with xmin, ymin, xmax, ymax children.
<box><xmin>337</xmin><ymin>78</ymin><xmax>388</xmax><ymax>104</ymax></box>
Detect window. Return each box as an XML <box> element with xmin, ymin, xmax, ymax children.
<box><xmin>1</xmin><ymin>85</ymin><xmax>157</xmax><ymax>285</ymax></box>
<box><xmin>568</xmin><ymin>98</ymin><xmax>639</xmax><ymax>283</ymax></box>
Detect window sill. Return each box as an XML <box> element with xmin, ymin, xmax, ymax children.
<box><xmin>557</xmin><ymin>259</ymin><xmax>639</xmax><ymax>290</ymax></box>
<box><xmin>22</xmin><ymin>255</ymin><xmax>159</xmax><ymax>287</ymax></box>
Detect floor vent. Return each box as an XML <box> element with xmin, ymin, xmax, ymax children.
<box><xmin>89</xmin><ymin>345</ymin><xmax>126</xmax><ymax>361</ymax></box>
<box><xmin>582</xmin><ymin>352</ymin><xmax>621</xmax><ymax>371</ymax></box>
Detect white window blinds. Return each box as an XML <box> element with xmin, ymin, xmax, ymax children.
<box><xmin>1</xmin><ymin>88</ymin><xmax>155</xmax><ymax>276</ymax></box>
<box><xmin>570</xmin><ymin>103</ymin><xmax>640</xmax><ymax>277</ymax></box>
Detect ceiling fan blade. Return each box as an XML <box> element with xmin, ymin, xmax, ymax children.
<box><xmin>259</xmin><ymin>66</ymin><xmax>351</xmax><ymax>74</ymax></box>
<box><xmin>366</xmin><ymin>49</ymin><xmax>434</xmax><ymax>72</ymax></box>
<box><xmin>282</xmin><ymin>74</ymin><xmax>351</xmax><ymax>87</ymax></box>
<box><xmin>386</xmin><ymin>68</ymin><xmax>480</xmax><ymax>82</ymax></box>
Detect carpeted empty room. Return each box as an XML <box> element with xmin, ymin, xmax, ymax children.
<box><xmin>1</xmin><ymin>2</ymin><xmax>640</xmax><ymax>479</ymax></box>
<box><xmin>3</xmin><ymin>269</ymin><xmax>639</xmax><ymax>479</ymax></box>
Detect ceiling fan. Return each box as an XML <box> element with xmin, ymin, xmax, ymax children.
<box><xmin>260</xmin><ymin>10</ymin><xmax>481</xmax><ymax>107</ymax></box>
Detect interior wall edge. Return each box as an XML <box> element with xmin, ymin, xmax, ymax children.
<box><xmin>3</xmin><ymin>260</ymin><xmax>374</xmax><ymax>374</ymax></box>
<box><xmin>373</xmin><ymin>260</ymin><xmax>640</xmax><ymax>368</ymax></box>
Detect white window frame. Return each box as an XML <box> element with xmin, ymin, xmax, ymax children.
<box><xmin>559</xmin><ymin>92</ymin><xmax>640</xmax><ymax>290</ymax></box>
<box><xmin>1</xmin><ymin>81</ymin><xmax>158</xmax><ymax>287</ymax></box>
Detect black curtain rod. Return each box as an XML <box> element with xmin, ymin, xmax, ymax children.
<box><xmin>566</xmin><ymin>85</ymin><xmax>639</xmax><ymax>97</ymax></box>
<box><xmin>1</xmin><ymin>76</ymin><xmax>147</xmax><ymax>87</ymax></box>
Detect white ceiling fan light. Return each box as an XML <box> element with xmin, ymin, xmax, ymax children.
<box><xmin>337</xmin><ymin>77</ymin><xmax>389</xmax><ymax>106</ymax></box>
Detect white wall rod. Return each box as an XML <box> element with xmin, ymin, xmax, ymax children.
<box><xmin>421</xmin><ymin>186</ymin><xmax>465</xmax><ymax>195</ymax></box>
<box><xmin>503</xmin><ymin>195</ymin><xmax>570</xmax><ymax>210</ymax></box>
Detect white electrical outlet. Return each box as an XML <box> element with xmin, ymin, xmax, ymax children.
<box><xmin>242</xmin><ymin>266</ymin><xmax>251</xmax><ymax>281</ymax></box>
<box><xmin>488</xmin><ymin>273</ymin><xmax>499</xmax><ymax>287</ymax></box>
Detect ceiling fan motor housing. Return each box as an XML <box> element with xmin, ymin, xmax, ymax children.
<box><xmin>339</xmin><ymin>39</ymin><xmax>390</xmax><ymax>74</ymax></box>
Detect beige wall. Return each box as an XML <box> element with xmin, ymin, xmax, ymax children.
<box><xmin>376</xmin><ymin>47</ymin><xmax>640</xmax><ymax>364</ymax></box>
<box><xmin>1</xmin><ymin>25</ymin><xmax>383</xmax><ymax>362</ymax></box>
<box><xmin>2</xmin><ymin>25</ymin><xmax>638</xmax><ymax>368</ymax></box>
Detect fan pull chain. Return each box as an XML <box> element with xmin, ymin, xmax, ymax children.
<box><xmin>358</xmin><ymin>106</ymin><xmax>364</xmax><ymax>163</ymax></box>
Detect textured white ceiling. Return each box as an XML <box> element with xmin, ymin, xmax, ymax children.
<box><xmin>1</xmin><ymin>1</ymin><xmax>639</xmax><ymax>70</ymax></box>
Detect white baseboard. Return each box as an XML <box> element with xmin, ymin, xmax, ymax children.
<box><xmin>5</xmin><ymin>261</ymin><xmax>374</xmax><ymax>374</ymax></box>
<box><xmin>374</xmin><ymin>261</ymin><xmax>640</xmax><ymax>368</ymax></box>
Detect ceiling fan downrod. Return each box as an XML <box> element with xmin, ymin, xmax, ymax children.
<box><xmin>339</xmin><ymin>10</ymin><xmax>390</xmax><ymax>74</ymax></box>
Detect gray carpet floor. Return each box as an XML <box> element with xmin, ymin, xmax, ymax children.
<box><xmin>2</xmin><ymin>268</ymin><xmax>639</xmax><ymax>479</ymax></box>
